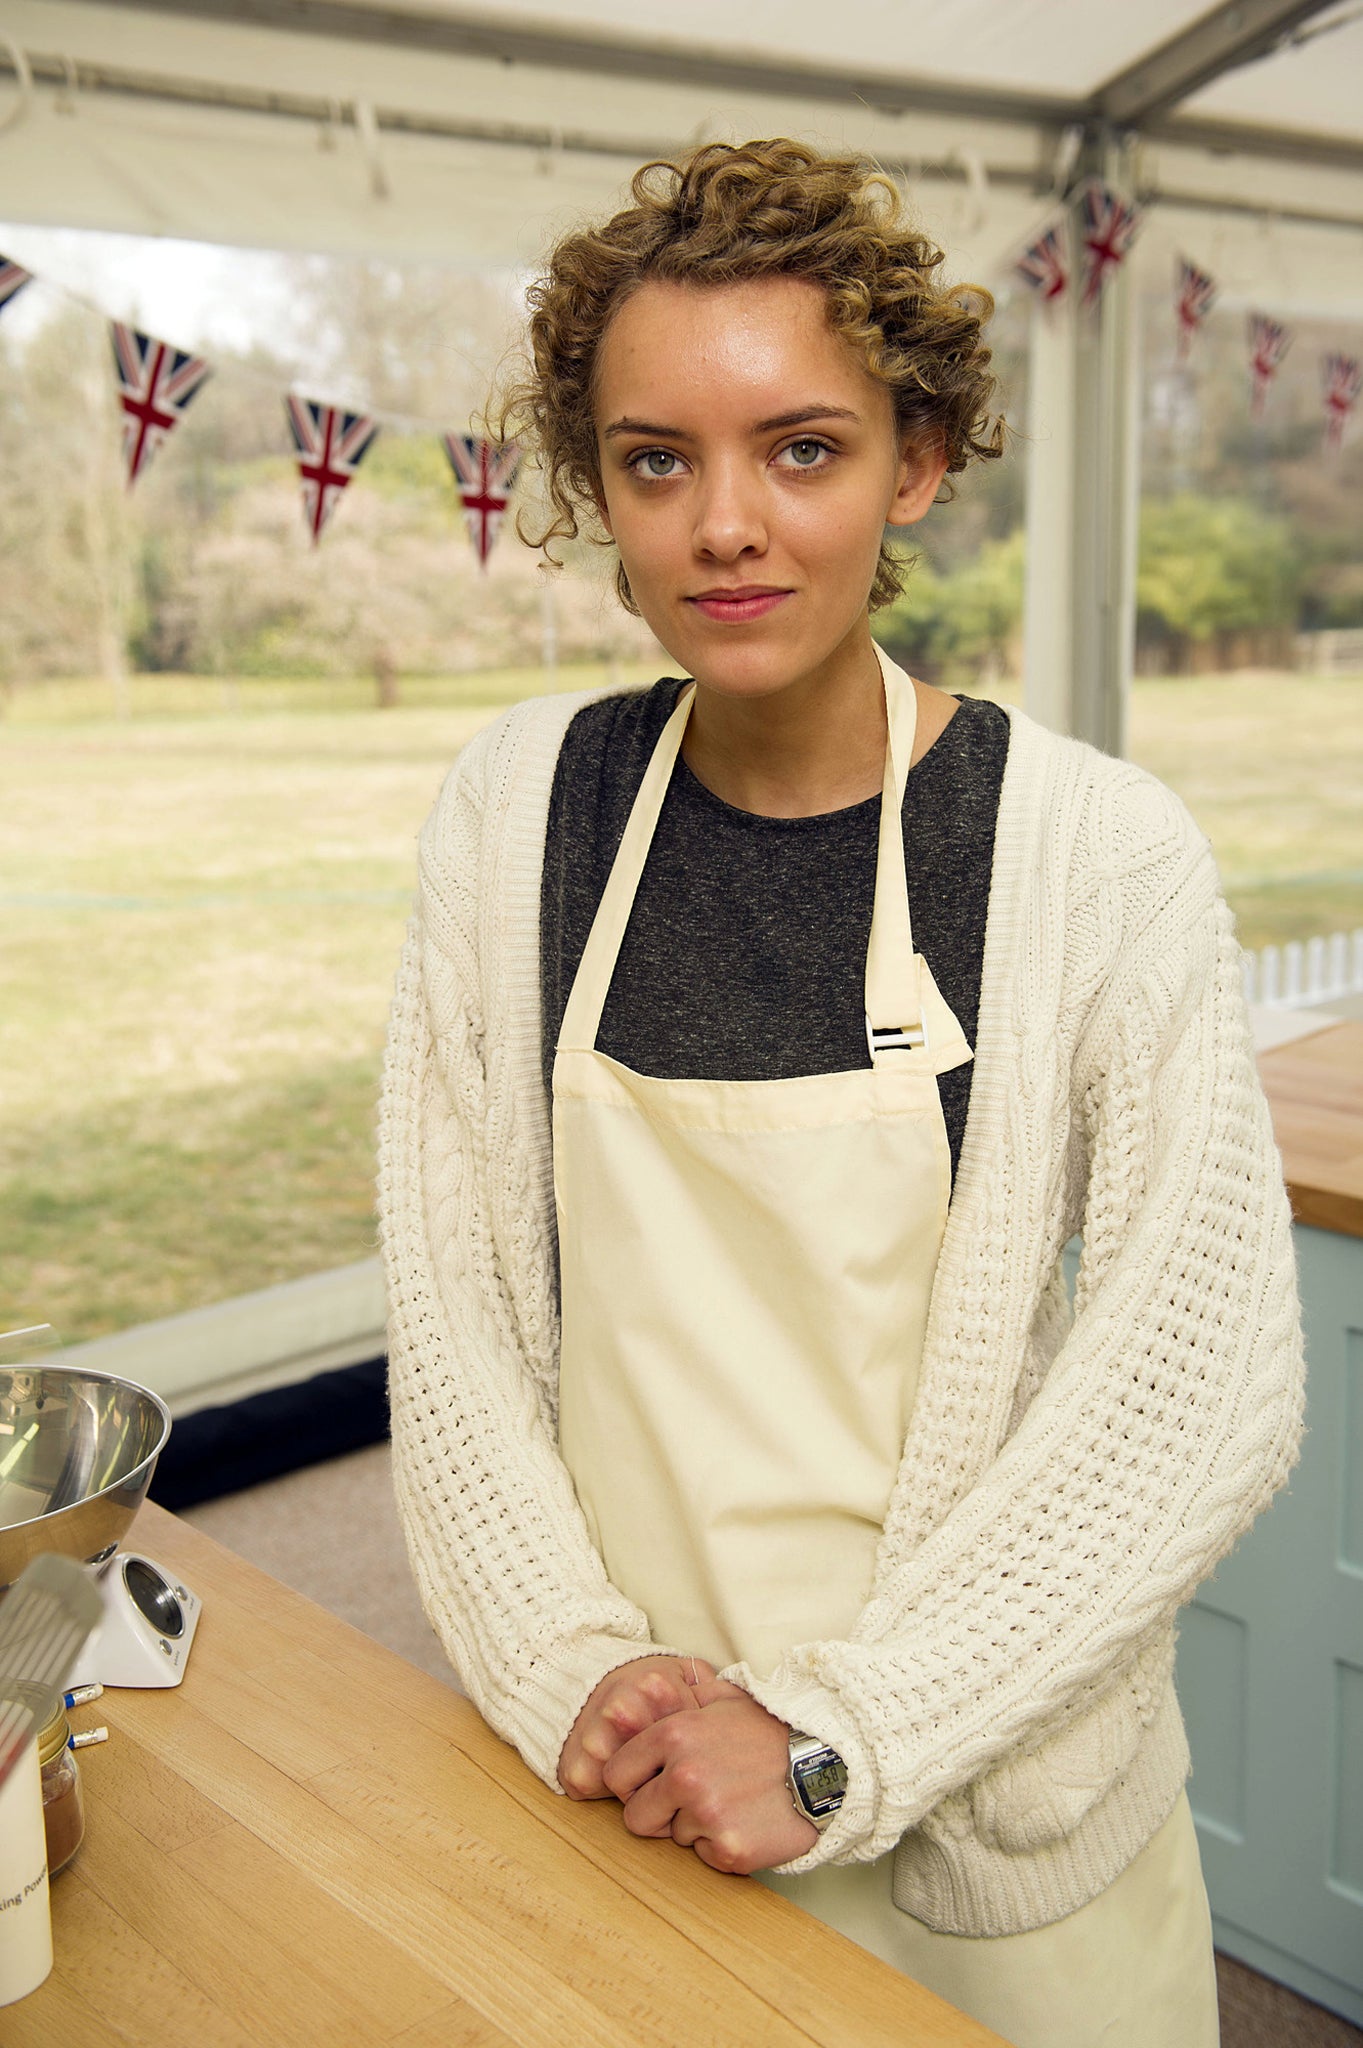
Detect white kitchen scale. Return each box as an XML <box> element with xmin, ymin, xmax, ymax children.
<box><xmin>65</xmin><ymin>1551</ymin><xmax>203</xmax><ymax>1690</ymax></box>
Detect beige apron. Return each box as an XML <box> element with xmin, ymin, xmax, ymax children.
<box><xmin>553</xmin><ymin>644</ymin><xmax>1218</xmax><ymax>2048</ymax></box>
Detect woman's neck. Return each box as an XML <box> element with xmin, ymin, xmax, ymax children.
<box><xmin>679</xmin><ymin>638</ymin><xmax>958</xmax><ymax>819</ymax></box>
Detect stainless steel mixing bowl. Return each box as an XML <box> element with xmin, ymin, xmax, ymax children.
<box><xmin>0</xmin><ymin>1365</ymin><xmax>171</xmax><ymax>1589</ymax></box>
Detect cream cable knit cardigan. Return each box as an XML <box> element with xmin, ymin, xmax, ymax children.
<box><xmin>377</xmin><ymin>678</ymin><xmax>1306</xmax><ymax>1938</ymax></box>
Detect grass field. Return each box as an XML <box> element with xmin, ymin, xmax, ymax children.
<box><xmin>3</xmin><ymin>663</ymin><xmax>1361</xmax><ymax>1343</ymax></box>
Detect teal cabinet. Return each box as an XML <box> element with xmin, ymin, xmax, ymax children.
<box><xmin>1177</xmin><ymin>1221</ymin><xmax>1363</xmax><ymax>2025</ymax></box>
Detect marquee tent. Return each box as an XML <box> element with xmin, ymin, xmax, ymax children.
<box><xmin>1</xmin><ymin>0</ymin><xmax>1361</xmax><ymax>748</ymax></box>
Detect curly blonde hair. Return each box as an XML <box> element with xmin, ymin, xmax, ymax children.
<box><xmin>496</xmin><ymin>137</ymin><xmax>1004</xmax><ymax>614</ymax></box>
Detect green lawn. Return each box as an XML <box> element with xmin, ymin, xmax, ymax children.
<box><xmin>1128</xmin><ymin>670</ymin><xmax>1363</xmax><ymax>946</ymax></box>
<box><xmin>3</xmin><ymin>664</ymin><xmax>1360</xmax><ymax>1343</ymax></box>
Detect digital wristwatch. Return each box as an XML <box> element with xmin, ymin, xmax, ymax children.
<box><xmin>785</xmin><ymin>1730</ymin><xmax>848</xmax><ymax>1830</ymax></box>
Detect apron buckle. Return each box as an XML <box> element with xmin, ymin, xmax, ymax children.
<box><xmin>866</xmin><ymin>1013</ymin><xmax>928</xmax><ymax>1061</ymax></box>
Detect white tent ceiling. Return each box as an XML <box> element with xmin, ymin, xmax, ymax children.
<box><xmin>0</xmin><ymin>1</ymin><xmax>1360</xmax><ymax>315</ymax></box>
<box><xmin>383</xmin><ymin>0</ymin><xmax>1363</xmax><ymax>130</ymax></box>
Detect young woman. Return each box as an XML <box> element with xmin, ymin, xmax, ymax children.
<box><xmin>379</xmin><ymin>139</ymin><xmax>1304</xmax><ymax>2046</ymax></box>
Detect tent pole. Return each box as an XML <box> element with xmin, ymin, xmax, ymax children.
<box><xmin>1022</xmin><ymin>276</ymin><xmax>1077</xmax><ymax>738</ymax></box>
<box><xmin>1023</xmin><ymin>129</ymin><xmax>1139</xmax><ymax>757</ymax></box>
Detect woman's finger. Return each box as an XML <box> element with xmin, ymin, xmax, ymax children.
<box><xmin>620</xmin><ymin>1766</ymin><xmax>687</xmax><ymax>1840</ymax></box>
<box><xmin>691</xmin><ymin>1833</ymin><xmax>749</xmax><ymax>1876</ymax></box>
<box><xmin>601</xmin><ymin>1716</ymin><xmax>679</xmax><ymax>1803</ymax></box>
<box><xmin>559</xmin><ymin>1656</ymin><xmax>713</xmax><ymax>1797</ymax></box>
<box><xmin>559</xmin><ymin>1747</ymin><xmax>612</xmax><ymax>1799</ymax></box>
<box><xmin>608</xmin><ymin>1667</ymin><xmax>700</xmax><ymax>1730</ymax></box>
<box><xmin>669</xmin><ymin>1811</ymin><xmax>705</xmax><ymax>1849</ymax></box>
<box><xmin>687</xmin><ymin>1676</ymin><xmax>748</xmax><ymax>1709</ymax></box>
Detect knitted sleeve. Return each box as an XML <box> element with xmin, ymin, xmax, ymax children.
<box><xmin>377</xmin><ymin>724</ymin><xmax>677</xmax><ymax>1791</ymax></box>
<box><xmin>728</xmin><ymin>773</ymin><xmax>1307</xmax><ymax>1872</ymax></box>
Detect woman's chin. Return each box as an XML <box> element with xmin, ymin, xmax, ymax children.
<box><xmin>684</xmin><ymin>633</ymin><xmax>876</xmax><ymax>704</ymax></box>
<box><xmin>660</xmin><ymin>619</ymin><xmax>811</xmax><ymax>697</ymax></box>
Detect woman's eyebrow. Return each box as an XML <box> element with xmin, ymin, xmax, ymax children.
<box><xmin>602</xmin><ymin>404</ymin><xmax>862</xmax><ymax>441</ymax></box>
<box><xmin>752</xmin><ymin>405</ymin><xmax>862</xmax><ymax>432</ymax></box>
<box><xmin>602</xmin><ymin>417</ymin><xmax>694</xmax><ymax>441</ymax></box>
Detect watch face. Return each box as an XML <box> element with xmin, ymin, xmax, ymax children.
<box><xmin>802</xmin><ymin>1758</ymin><xmax>847</xmax><ymax>1806</ymax></box>
<box><xmin>795</xmin><ymin>1747</ymin><xmax>848</xmax><ymax>1818</ymax></box>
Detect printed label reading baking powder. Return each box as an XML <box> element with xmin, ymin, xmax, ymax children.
<box><xmin>0</xmin><ymin>1864</ymin><xmax>46</xmax><ymax>1915</ymax></box>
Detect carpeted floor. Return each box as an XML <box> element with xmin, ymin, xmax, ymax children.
<box><xmin>179</xmin><ymin>1443</ymin><xmax>1360</xmax><ymax>2047</ymax></box>
<box><xmin>180</xmin><ymin>1439</ymin><xmax>456</xmax><ymax>1687</ymax></box>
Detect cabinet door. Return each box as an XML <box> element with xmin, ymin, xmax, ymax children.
<box><xmin>1175</xmin><ymin>1222</ymin><xmax>1363</xmax><ymax>2026</ymax></box>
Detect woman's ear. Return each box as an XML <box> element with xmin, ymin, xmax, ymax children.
<box><xmin>886</xmin><ymin>437</ymin><xmax>949</xmax><ymax>529</ymax></box>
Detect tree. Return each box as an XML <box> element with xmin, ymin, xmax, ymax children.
<box><xmin>1139</xmin><ymin>289</ymin><xmax>1362</xmax><ymax>642</ymax></box>
<box><xmin>0</xmin><ymin>302</ymin><xmax>134</xmax><ymax>703</ymax></box>
<box><xmin>1136</xmin><ymin>495</ymin><xmax>1299</xmax><ymax>669</ymax></box>
<box><xmin>877</xmin><ymin>531</ymin><xmax>1025</xmax><ymax>688</ymax></box>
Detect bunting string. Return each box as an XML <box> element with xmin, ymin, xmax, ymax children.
<box><xmin>111</xmin><ymin>321</ymin><xmax>213</xmax><ymax>486</ymax></box>
<box><xmin>1014</xmin><ymin>215</ymin><xmax>1070</xmax><ymax>304</ymax></box>
<box><xmin>1248</xmin><ymin>312</ymin><xmax>1293</xmax><ymax>419</ymax></box>
<box><xmin>0</xmin><ymin>249</ymin><xmax>523</xmax><ymax>562</ymax></box>
<box><xmin>1011</xmin><ymin>180</ymin><xmax>1143</xmax><ymax>313</ymax></box>
<box><xmin>286</xmin><ymin>395</ymin><xmax>380</xmax><ymax>545</ymax></box>
<box><xmin>0</xmin><ymin>231</ymin><xmax>1356</xmax><ymax>550</ymax></box>
<box><xmin>1078</xmin><ymin>179</ymin><xmax>1144</xmax><ymax>310</ymax></box>
<box><xmin>1322</xmin><ymin>353</ymin><xmax>1362</xmax><ymax>454</ymax></box>
<box><xmin>1174</xmin><ymin>256</ymin><xmax>1218</xmax><ymax>360</ymax></box>
<box><xmin>442</xmin><ymin>434</ymin><xmax>524</xmax><ymax>570</ymax></box>
<box><xmin>0</xmin><ymin>256</ymin><xmax>32</xmax><ymax>312</ymax></box>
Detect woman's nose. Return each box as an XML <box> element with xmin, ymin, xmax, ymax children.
<box><xmin>690</xmin><ymin>459</ymin><xmax>769</xmax><ymax>560</ymax></box>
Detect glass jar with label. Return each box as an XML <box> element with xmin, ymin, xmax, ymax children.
<box><xmin>37</xmin><ymin>1705</ymin><xmax>85</xmax><ymax>1875</ymax></box>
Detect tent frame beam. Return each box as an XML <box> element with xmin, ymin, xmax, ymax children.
<box><xmin>1143</xmin><ymin>109</ymin><xmax>1363</xmax><ymax>176</ymax></box>
<box><xmin>78</xmin><ymin>0</ymin><xmax>1361</xmax><ymax>173</ymax></box>
<box><xmin>1095</xmin><ymin>0</ymin><xmax>1341</xmax><ymax>126</ymax></box>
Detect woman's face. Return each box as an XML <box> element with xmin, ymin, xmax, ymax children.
<box><xmin>592</xmin><ymin>274</ymin><xmax>945</xmax><ymax>701</ymax></box>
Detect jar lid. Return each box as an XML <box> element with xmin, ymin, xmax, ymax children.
<box><xmin>37</xmin><ymin>1701</ymin><xmax>71</xmax><ymax>1768</ymax></box>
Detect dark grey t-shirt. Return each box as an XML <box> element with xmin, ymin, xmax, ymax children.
<box><xmin>539</xmin><ymin>680</ymin><xmax>1010</xmax><ymax>1195</ymax></box>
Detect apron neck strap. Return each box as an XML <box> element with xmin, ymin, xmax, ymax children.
<box><xmin>864</xmin><ymin>644</ymin><xmax>925</xmax><ymax>1061</ymax></box>
<box><xmin>557</xmin><ymin>649</ymin><xmax>923</xmax><ymax>1059</ymax></box>
<box><xmin>558</xmin><ymin>680</ymin><xmax>697</xmax><ymax>1054</ymax></box>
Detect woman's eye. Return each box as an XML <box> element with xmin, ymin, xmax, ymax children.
<box><xmin>781</xmin><ymin>439</ymin><xmax>831</xmax><ymax>469</ymax></box>
<box><xmin>631</xmin><ymin>449</ymin><xmax>682</xmax><ymax>479</ymax></box>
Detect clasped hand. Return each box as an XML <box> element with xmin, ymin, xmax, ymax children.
<box><xmin>557</xmin><ymin>1655</ymin><xmax>819</xmax><ymax>1874</ymax></box>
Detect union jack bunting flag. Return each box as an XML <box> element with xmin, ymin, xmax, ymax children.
<box><xmin>1077</xmin><ymin>180</ymin><xmax>1143</xmax><ymax>310</ymax></box>
<box><xmin>0</xmin><ymin>255</ymin><xmax>33</xmax><ymax>315</ymax></box>
<box><xmin>1014</xmin><ymin>218</ymin><xmax>1069</xmax><ymax>303</ymax></box>
<box><xmin>1322</xmin><ymin>352</ymin><xmax>1362</xmax><ymax>453</ymax></box>
<box><xmin>1247</xmin><ymin>313</ymin><xmax>1293</xmax><ymax>418</ymax></box>
<box><xmin>110</xmin><ymin>322</ymin><xmax>212</xmax><ymax>486</ymax></box>
<box><xmin>442</xmin><ymin>434</ymin><xmax>523</xmax><ymax>567</ymax></box>
<box><xmin>1174</xmin><ymin>256</ymin><xmax>1217</xmax><ymax>359</ymax></box>
<box><xmin>285</xmin><ymin>396</ymin><xmax>379</xmax><ymax>544</ymax></box>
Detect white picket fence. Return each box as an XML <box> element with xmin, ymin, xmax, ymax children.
<box><xmin>1242</xmin><ymin>929</ymin><xmax>1363</xmax><ymax>1009</ymax></box>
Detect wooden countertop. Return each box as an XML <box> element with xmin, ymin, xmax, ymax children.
<box><xmin>1258</xmin><ymin>1020</ymin><xmax>1363</xmax><ymax>1240</ymax></box>
<box><xmin>10</xmin><ymin>1503</ymin><xmax>1004</xmax><ymax>2048</ymax></box>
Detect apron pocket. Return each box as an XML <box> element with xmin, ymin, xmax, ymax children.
<box><xmin>966</xmin><ymin>1632</ymin><xmax>1176</xmax><ymax>1854</ymax></box>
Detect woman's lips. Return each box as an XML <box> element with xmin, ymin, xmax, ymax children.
<box><xmin>688</xmin><ymin>590</ymin><xmax>791</xmax><ymax>623</ymax></box>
